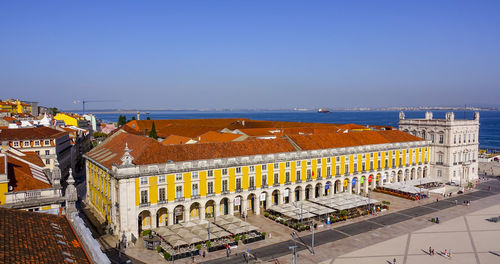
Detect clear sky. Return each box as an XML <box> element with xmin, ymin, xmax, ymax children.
<box><xmin>1</xmin><ymin>1</ymin><xmax>499</xmax><ymax>110</ymax></box>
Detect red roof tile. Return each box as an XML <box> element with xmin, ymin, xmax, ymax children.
<box><xmin>0</xmin><ymin>208</ymin><xmax>91</xmax><ymax>264</ymax></box>
<box><xmin>0</xmin><ymin>127</ymin><xmax>68</xmax><ymax>141</ymax></box>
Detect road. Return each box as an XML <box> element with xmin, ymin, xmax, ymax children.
<box><xmin>202</xmin><ymin>179</ymin><xmax>500</xmax><ymax>264</ymax></box>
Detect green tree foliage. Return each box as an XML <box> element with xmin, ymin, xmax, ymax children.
<box><xmin>117</xmin><ymin>115</ymin><xmax>127</xmax><ymax>126</ymax></box>
<box><xmin>149</xmin><ymin>121</ymin><xmax>158</xmax><ymax>139</ymax></box>
<box><xmin>93</xmin><ymin>132</ymin><xmax>108</xmax><ymax>139</ymax></box>
<box><xmin>49</xmin><ymin>107</ymin><xmax>60</xmax><ymax>115</ymax></box>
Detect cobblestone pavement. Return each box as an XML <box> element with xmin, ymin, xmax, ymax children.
<box><xmin>201</xmin><ymin>178</ymin><xmax>500</xmax><ymax>264</ymax></box>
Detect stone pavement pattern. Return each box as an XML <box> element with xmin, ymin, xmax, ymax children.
<box><xmin>203</xmin><ymin>178</ymin><xmax>500</xmax><ymax>264</ymax></box>
<box><xmin>328</xmin><ymin>202</ymin><xmax>500</xmax><ymax>264</ymax></box>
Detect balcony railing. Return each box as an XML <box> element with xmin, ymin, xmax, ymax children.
<box><xmin>139</xmin><ymin>202</ymin><xmax>150</xmax><ymax>207</ymax></box>
<box><xmin>316</xmin><ymin>176</ymin><xmax>323</xmax><ymax>181</ymax></box>
<box><xmin>273</xmin><ymin>183</ymin><xmax>280</xmax><ymax>187</ymax></box>
<box><xmin>353</xmin><ymin>171</ymin><xmax>358</xmax><ymax>175</ymax></box>
<box><xmin>249</xmin><ymin>186</ymin><xmax>256</xmax><ymax>191</ymax></box>
<box><xmin>158</xmin><ymin>200</ymin><xmax>167</xmax><ymax>204</ymax></box>
<box><xmin>222</xmin><ymin>190</ymin><xmax>230</xmax><ymax>195</ymax></box>
<box><xmin>236</xmin><ymin>188</ymin><xmax>243</xmax><ymax>193</ymax></box>
<box><xmin>325</xmin><ymin>174</ymin><xmax>332</xmax><ymax>179</ymax></box>
<box><xmin>377</xmin><ymin>168</ymin><xmax>382</xmax><ymax>171</ymax></box>
<box><xmin>306</xmin><ymin>177</ymin><xmax>312</xmax><ymax>182</ymax></box>
<box><xmin>191</xmin><ymin>194</ymin><xmax>201</xmax><ymax>200</ymax></box>
<box><xmin>261</xmin><ymin>184</ymin><xmax>268</xmax><ymax>189</ymax></box>
<box><xmin>295</xmin><ymin>179</ymin><xmax>302</xmax><ymax>184</ymax></box>
<box><xmin>206</xmin><ymin>192</ymin><xmax>215</xmax><ymax>197</ymax></box>
<box><xmin>285</xmin><ymin>181</ymin><xmax>291</xmax><ymax>185</ymax></box>
<box><xmin>175</xmin><ymin>197</ymin><xmax>184</xmax><ymax>202</ymax></box>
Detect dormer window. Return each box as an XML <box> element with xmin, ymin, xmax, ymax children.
<box><xmin>34</xmin><ymin>140</ymin><xmax>40</xmax><ymax>146</ymax></box>
<box><xmin>236</xmin><ymin>167</ymin><xmax>242</xmax><ymax>174</ymax></box>
<box><xmin>44</xmin><ymin>140</ymin><xmax>50</xmax><ymax>145</ymax></box>
<box><xmin>13</xmin><ymin>141</ymin><xmax>20</xmax><ymax>147</ymax></box>
<box><xmin>140</xmin><ymin>177</ymin><xmax>148</xmax><ymax>185</ymax></box>
<box><xmin>24</xmin><ymin>141</ymin><xmax>30</xmax><ymax>147</ymax></box>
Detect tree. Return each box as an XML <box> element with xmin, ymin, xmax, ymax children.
<box><xmin>49</xmin><ymin>107</ymin><xmax>60</xmax><ymax>115</ymax></box>
<box><xmin>149</xmin><ymin>121</ymin><xmax>158</xmax><ymax>139</ymax></box>
<box><xmin>117</xmin><ymin>115</ymin><xmax>127</xmax><ymax>126</ymax></box>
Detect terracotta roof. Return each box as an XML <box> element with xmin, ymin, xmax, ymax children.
<box><xmin>86</xmin><ymin>130</ymin><xmax>296</xmax><ymax>169</ymax></box>
<box><xmin>0</xmin><ymin>127</ymin><xmax>68</xmax><ymax>141</ymax></box>
<box><xmin>0</xmin><ymin>151</ymin><xmax>51</xmax><ymax>192</ymax></box>
<box><xmin>197</xmin><ymin>131</ymin><xmax>244</xmax><ymax>143</ymax></box>
<box><xmin>124</xmin><ymin>118</ymin><xmax>348</xmax><ymax>138</ymax></box>
<box><xmin>288</xmin><ymin>130</ymin><xmax>423</xmax><ymax>151</ymax></box>
<box><xmin>161</xmin><ymin>135</ymin><xmax>193</xmax><ymax>145</ymax></box>
<box><xmin>0</xmin><ymin>208</ymin><xmax>91</xmax><ymax>264</ymax></box>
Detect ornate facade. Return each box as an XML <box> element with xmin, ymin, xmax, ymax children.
<box><xmin>399</xmin><ymin>111</ymin><xmax>479</xmax><ymax>185</ymax></box>
<box><xmin>85</xmin><ymin>128</ymin><xmax>430</xmax><ymax>240</ymax></box>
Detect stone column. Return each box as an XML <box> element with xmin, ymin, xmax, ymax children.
<box><xmin>167</xmin><ymin>210</ymin><xmax>174</xmax><ymax>226</ymax></box>
<box><xmin>278</xmin><ymin>193</ymin><xmax>283</xmax><ymax>205</ymax></box>
<box><xmin>151</xmin><ymin>209</ymin><xmax>157</xmax><ymax>229</ymax></box>
<box><xmin>288</xmin><ymin>189</ymin><xmax>294</xmax><ymax>203</ymax></box>
<box><xmin>347</xmin><ymin>179</ymin><xmax>352</xmax><ymax>194</ymax></box>
<box><xmin>364</xmin><ymin>180</ymin><xmax>369</xmax><ymax>194</ymax></box>
<box><xmin>255</xmin><ymin>195</ymin><xmax>261</xmax><ymax>215</ymax></box>
<box><xmin>300</xmin><ymin>188</ymin><xmax>305</xmax><ymax>201</ymax></box>
<box><xmin>214</xmin><ymin>202</ymin><xmax>220</xmax><ymax>218</ymax></box>
<box><xmin>339</xmin><ymin>181</ymin><xmax>344</xmax><ymax>193</ymax></box>
<box><xmin>355</xmin><ymin>181</ymin><xmax>360</xmax><ymax>194</ymax></box>
<box><xmin>371</xmin><ymin>177</ymin><xmax>376</xmax><ymax>190</ymax></box>
<box><xmin>319</xmin><ymin>184</ymin><xmax>324</xmax><ymax>197</ymax></box>
<box><xmin>229</xmin><ymin>200</ymin><xmax>234</xmax><ymax>216</ymax></box>
<box><xmin>184</xmin><ymin>208</ymin><xmax>190</xmax><ymax>223</ymax></box>
<box><xmin>200</xmin><ymin>204</ymin><xmax>206</xmax><ymax>220</ymax></box>
<box><xmin>241</xmin><ymin>198</ymin><xmax>247</xmax><ymax>216</ymax></box>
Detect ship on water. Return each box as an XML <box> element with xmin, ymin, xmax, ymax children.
<box><xmin>317</xmin><ymin>108</ymin><xmax>330</xmax><ymax>113</ymax></box>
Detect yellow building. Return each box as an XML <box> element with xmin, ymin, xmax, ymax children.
<box><xmin>84</xmin><ymin>126</ymin><xmax>430</xmax><ymax>240</ymax></box>
<box><xmin>54</xmin><ymin>113</ymin><xmax>80</xmax><ymax>126</ymax></box>
<box><xmin>0</xmin><ymin>100</ymin><xmax>32</xmax><ymax>114</ymax></box>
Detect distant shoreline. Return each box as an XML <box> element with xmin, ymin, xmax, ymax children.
<box><xmin>64</xmin><ymin>108</ymin><xmax>500</xmax><ymax>114</ymax></box>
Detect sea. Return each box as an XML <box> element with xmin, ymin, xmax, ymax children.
<box><xmin>92</xmin><ymin>110</ymin><xmax>500</xmax><ymax>150</ymax></box>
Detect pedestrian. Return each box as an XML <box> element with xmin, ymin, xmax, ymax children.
<box><xmin>393</xmin><ymin>257</ymin><xmax>396</xmax><ymax>264</ymax></box>
<box><xmin>432</xmin><ymin>249</ymin><xmax>435</xmax><ymax>256</ymax></box>
<box><xmin>488</xmin><ymin>186</ymin><xmax>491</xmax><ymax>191</ymax></box>
<box><xmin>436</xmin><ymin>197</ymin><xmax>439</xmax><ymax>202</ymax></box>
<box><xmin>429</xmin><ymin>246</ymin><xmax>432</xmax><ymax>255</ymax></box>
<box><xmin>444</xmin><ymin>249</ymin><xmax>447</xmax><ymax>257</ymax></box>
<box><xmin>203</xmin><ymin>250</ymin><xmax>206</xmax><ymax>258</ymax></box>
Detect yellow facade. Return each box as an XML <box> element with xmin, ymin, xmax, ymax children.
<box><xmin>88</xmin><ymin>163</ymin><xmax>112</xmax><ymax>222</ymax></box>
<box><xmin>54</xmin><ymin>113</ymin><xmax>79</xmax><ymax>126</ymax></box>
<box><xmin>87</xmin><ymin>146</ymin><xmax>429</xmax><ymax>214</ymax></box>
<box><xmin>0</xmin><ymin>182</ymin><xmax>7</xmax><ymax>205</ymax></box>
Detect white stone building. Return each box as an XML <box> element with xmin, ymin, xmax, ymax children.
<box><xmin>399</xmin><ymin>111</ymin><xmax>479</xmax><ymax>185</ymax></box>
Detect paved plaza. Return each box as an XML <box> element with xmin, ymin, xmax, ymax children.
<box><xmin>329</xmin><ymin>200</ymin><xmax>500</xmax><ymax>264</ymax></box>
<box><xmin>202</xmin><ymin>179</ymin><xmax>500</xmax><ymax>264</ymax></box>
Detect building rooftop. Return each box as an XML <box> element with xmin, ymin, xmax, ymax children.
<box><xmin>0</xmin><ymin>126</ymin><xmax>68</xmax><ymax>141</ymax></box>
<box><xmin>0</xmin><ymin>149</ymin><xmax>51</xmax><ymax>192</ymax></box>
<box><xmin>0</xmin><ymin>207</ymin><xmax>91</xmax><ymax>264</ymax></box>
<box><xmin>161</xmin><ymin>134</ymin><xmax>194</xmax><ymax>145</ymax></box>
<box><xmin>86</xmin><ymin>128</ymin><xmax>424</xmax><ymax>170</ymax></box>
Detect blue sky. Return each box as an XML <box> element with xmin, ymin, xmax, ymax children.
<box><xmin>1</xmin><ymin>1</ymin><xmax>499</xmax><ymax>110</ymax></box>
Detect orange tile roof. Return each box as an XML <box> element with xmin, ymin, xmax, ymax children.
<box><xmin>198</xmin><ymin>131</ymin><xmax>244</xmax><ymax>142</ymax></box>
<box><xmin>288</xmin><ymin>130</ymin><xmax>423</xmax><ymax>150</ymax></box>
<box><xmin>86</xmin><ymin>130</ymin><xmax>296</xmax><ymax>169</ymax></box>
<box><xmin>0</xmin><ymin>127</ymin><xmax>68</xmax><ymax>141</ymax></box>
<box><xmin>0</xmin><ymin>151</ymin><xmax>51</xmax><ymax>192</ymax></box>
<box><xmin>0</xmin><ymin>208</ymin><xmax>91</xmax><ymax>264</ymax></box>
<box><xmin>161</xmin><ymin>135</ymin><xmax>193</xmax><ymax>145</ymax></box>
